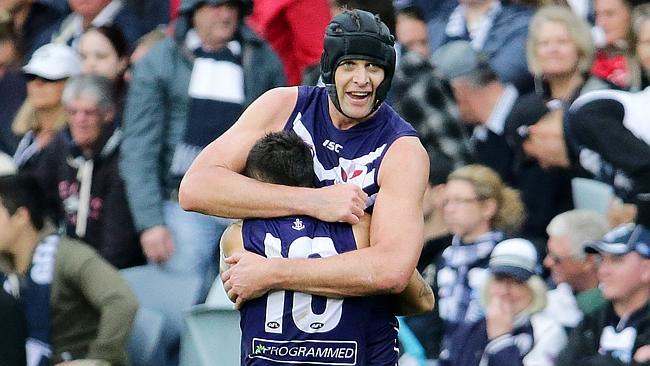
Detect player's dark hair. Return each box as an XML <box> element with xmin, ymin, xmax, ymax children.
<box><xmin>244</xmin><ymin>131</ymin><xmax>315</xmax><ymax>188</ymax></box>
<box><xmin>0</xmin><ymin>174</ymin><xmax>45</xmax><ymax>230</ymax></box>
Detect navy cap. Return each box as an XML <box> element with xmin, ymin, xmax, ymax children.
<box><xmin>585</xmin><ymin>223</ymin><xmax>650</xmax><ymax>259</ymax></box>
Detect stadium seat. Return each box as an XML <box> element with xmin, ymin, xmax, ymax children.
<box><xmin>179</xmin><ymin>304</ymin><xmax>241</xmax><ymax>366</ymax></box>
<box><xmin>571</xmin><ymin>177</ymin><xmax>613</xmax><ymax>215</ymax></box>
<box><xmin>121</xmin><ymin>265</ymin><xmax>202</xmax><ymax>366</ymax></box>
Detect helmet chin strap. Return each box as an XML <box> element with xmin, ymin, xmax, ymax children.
<box><xmin>326</xmin><ymin>83</ymin><xmax>381</xmax><ymax>122</ymax></box>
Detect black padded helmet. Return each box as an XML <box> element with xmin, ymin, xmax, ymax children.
<box><xmin>320</xmin><ymin>9</ymin><xmax>396</xmax><ymax>118</ymax></box>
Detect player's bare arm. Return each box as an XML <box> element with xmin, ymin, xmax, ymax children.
<box><xmin>179</xmin><ymin>87</ymin><xmax>367</xmax><ymax>224</ymax></box>
<box><xmin>222</xmin><ymin>137</ymin><xmax>429</xmax><ymax>307</ymax></box>
<box><xmin>353</xmin><ymin>214</ymin><xmax>434</xmax><ymax>315</ymax></box>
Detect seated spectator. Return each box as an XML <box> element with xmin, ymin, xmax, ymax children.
<box><xmin>543</xmin><ymin>209</ymin><xmax>610</xmax><ymax>329</ymax></box>
<box><xmin>440</xmin><ymin>238</ymin><xmax>568</xmax><ymax>365</ymax></box>
<box><xmin>78</xmin><ymin>24</ymin><xmax>129</xmax><ymax>118</ymax></box>
<box><xmin>407</xmin><ymin>164</ymin><xmax>525</xmax><ymax>359</ymax></box>
<box><xmin>33</xmin><ymin>75</ymin><xmax>145</xmax><ymax>269</ymax></box>
<box><xmin>426</xmin><ymin>0</ymin><xmax>534</xmax><ymax>92</ymax></box>
<box><xmin>589</xmin><ymin>0</ymin><xmax>645</xmax><ymax>90</ymax></box>
<box><xmin>46</xmin><ymin>0</ymin><xmax>145</xmax><ymax>52</ymax></box>
<box><xmin>514</xmin><ymin>5</ymin><xmax>598</xmax><ymax>170</ymax></box>
<box><xmin>556</xmin><ymin>223</ymin><xmax>650</xmax><ymax>365</ymax></box>
<box><xmin>0</xmin><ymin>174</ymin><xmax>138</xmax><ymax>365</ymax></box>
<box><xmin>12</xmin><ymin>43</ymin><xmax>80</xmax><ymax>173</ymax></box>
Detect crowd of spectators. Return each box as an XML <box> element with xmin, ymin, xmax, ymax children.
<box><xmin>0</xmin><ymin>0</ymin><xmax>649</xmax><ymax>365</ymax></box>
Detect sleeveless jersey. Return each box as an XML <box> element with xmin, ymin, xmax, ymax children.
<box><xmin>285</xmin><ymin>86</ymin><xmax>418</xmax><ymax>209</ymax></box>
<box><xmin>240</xmin><ymin>216</ymin><xmax>398</xmax><ymax>365</ymax></box>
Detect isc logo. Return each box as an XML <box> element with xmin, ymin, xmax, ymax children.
<box><xmin>322</xmin><ymin>139</ymin><xmax>343</xmax><ymax>153</ymax></box>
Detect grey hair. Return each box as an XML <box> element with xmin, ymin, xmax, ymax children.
<box><xmin>546</xmin><ymin>209</ymin><xmax>610</xmax><ymax>258</ymax></box>
<box><xmin>62</xmin><ymin>74</ymin><xmax>115</xmax><ymax>112</ymax></box>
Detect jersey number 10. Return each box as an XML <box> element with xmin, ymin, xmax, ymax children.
<box><xmin>263</xmin><ymin>233</ymin><xmax>344</xmax><ymax>334</ymax></box>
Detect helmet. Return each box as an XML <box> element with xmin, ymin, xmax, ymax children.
<box><xmin>320</xmin><ymin>9</ymin><xmax>396</xmax><ymax>118</ymax></box>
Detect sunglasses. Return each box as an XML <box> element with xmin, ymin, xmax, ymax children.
<box><xmin>25</xmin><ymin>74</ymin><xmax>66</xmax><ymax>83</ymax></box>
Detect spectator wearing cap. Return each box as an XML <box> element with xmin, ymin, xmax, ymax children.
<box><xmin>556</xmin><ymin>223</ymin><xmax>650</xmax><ymax>365</ymax></box>
<box><xmin>425</xmin><ymin>0</ymin><xmax>534</xmax><ymax>93</ymax></box>
<box><xmin>542</xmin><ymin>210</ymin><xmax>610</xmax><ymax>330</ymax></box>
<box><xmin>440</xmin><ymin>238</ymin><xmax>568</xmax><ymax>366</ymax></box>
<box><xmin>434</xmin><ymin>39</ymin><xmax>576</xmax><ymax>244</ymax></box>
<box><xmin>12</xmin><ymin>42</ymin><xmax>80</xmax><ymax>174</ymax></box>
<box><xmin>120</xmin><ymin>0</ymin><xmax>284</xmax><ymax>295</ymax></box>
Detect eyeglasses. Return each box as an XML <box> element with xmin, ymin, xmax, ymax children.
<box><xmin>25</xmin><ymin>74</ymin><xmax>65</xmax><ymax>83</ymax></box>
<box><xmin>442</xmin><ymin>197</ymin><xmax>482</xmax><ymax>207</ymax></box>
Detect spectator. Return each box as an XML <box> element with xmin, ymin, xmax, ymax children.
<box><xmin>46</xmin><ymin>0</ymin><xmax>145</xmax><ymax>52</ymax></box>
<box><xmin>0</xmin><ymin>18</ymin><xmax>25</xmax><ymax>155</ymax></box>
<box><xmin>391</xmin><ymin>46</ymin><xmax>473</xmax><ymax>185</ymax></box>
<box><xmin>515</xmin><ymin>5</ymin><xmax>597</xmax><ymax>170</ymax></box>
<box><xmin>0</xmin><ymin>0</ymin><xmax>65</xmax><ymax>58</ymax></box>
<box><xmin>248</xmin><ymin>0</ymin><xmax>330</xmax><ymax>85</ymax></box>
<box><xmin>567</xmin><ymin>85</ymin><xmax>650</xmax><ymax>226</ymax></box>
<box><xmin>441</xmin><ymin>238</ymin><xmax>568</xmax><ymax>366</ymax></box>
<box><xmin>590</xmin><ymin>0</ymin><xmax>645</xmax><ymax>90</ymax></box>
<box><xmin>543</xmin><ymin>209</ymin><xmax>610</xmax><ymax>329</ymax></box>
<box><xmin>556</xmin><ymin>223</ymin><xmax>650</xmax><ymax>365</ymax></box>
<box><xmin>395</xmin><ymin>5</ymin><xmax>430</xmax><ymax>59</ymax></box>
<box><xmin>434</xmin><ymin>39</ymin><xmax>573</xmax><ymax>243</ymax></box>
<box><xmin>407</xmin><ymin>164</ymin><xmax>525</xmax><ymax>359</ymax></box>
<box><xmin>426</xmin><ymin>0</ymin><xmax>534</xmax><ymax>92</ymax></box>
<box><xmin>0</xmin><ymin>174</ymin><xmax>138</xmax><ymax>365</ymax></box>
<box><xmin>12</xmin><ymin>42</ymin><xmax>80</xmax><ymax>173</ymax></box>
<box><xmin>33</xmin><ymin>75</ymin><xmax>145</xmax><ymax>269</ymax></box>
<box><xmin>120</xmin><ymin>0</ymin><xmax>284</xmax><ymax>288</ymax></box>
<box><xmin>78</xmin><ymin>24</ymin><xmax>129</xmax><ymax>118</ymax></box>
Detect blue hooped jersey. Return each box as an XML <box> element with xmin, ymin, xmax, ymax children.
<box><xmin>240</xmin><ymin>217</ymin><xmax>399</xmax><ymax>365</ymax></box>
<box><xmin>285</xmin><ymin>86</ymin><xmax>418</xmax><ymax>209</ymax></box>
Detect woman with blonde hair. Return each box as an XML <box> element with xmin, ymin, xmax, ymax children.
<box><xmin>441</xmin><ymin>238</ymin><xmax>567</xmax><ymax>366</ymax></box>
<box><xmin>413</xmin><ymin>164</ymin><xmax>525</xmax><ymax>359</ymax></box>
<box><xmin>12</xmin><ymin>43</ymin><xmax>80</xmax><ymax>172</ymax></box>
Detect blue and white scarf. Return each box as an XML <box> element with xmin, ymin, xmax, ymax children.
<box><xmin>169</xmin><ymin>30</ymin><xmax>245</xmax><ymax>177</ymax></box>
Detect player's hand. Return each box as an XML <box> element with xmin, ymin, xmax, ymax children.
<box><xmin>221</xmin><ymin>251</ymin><xmax>272</xmax><ymax>309</ymax></box>
<box><xmin>140</xmin><ymin>225</ymin><xmax>175</xmax><ymax>263</ymax></box>
<box><xmin>486</xmin><ymin>296</ymin><xmax>514</xmax><ymax>340</ymax></box>
<box><xmin>309</xmin><ymin>184</ymin><xmax>368</xmax><ymax>224</ymax></box>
